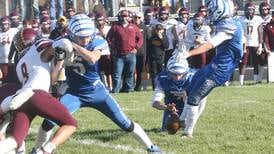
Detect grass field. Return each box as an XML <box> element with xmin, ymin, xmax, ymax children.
<box><xmin>25</xmin><ymin>82</ymin><xmax>274</xmax><ymax>154</ymax></box>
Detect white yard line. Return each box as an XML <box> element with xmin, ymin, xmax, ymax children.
<box><xmin>29</xmin><ymin>127</ymin><xmax>145</xmax><ymax>153</ymax></box>
<box><xmin>70</xmin><ymin>138</ymin><xmax>145</xmax><ymax>153</ymax></box>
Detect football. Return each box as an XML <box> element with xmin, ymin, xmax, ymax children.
<box><xmin>166</xmin><ymin>112</ymin><xmax>180</xmax><ymax>135</ymax></box>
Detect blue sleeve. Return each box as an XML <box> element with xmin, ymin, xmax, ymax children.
<box><xmin>86</xmin><ymin>36</ymin><xmax>109</xmax><ymax>51</ymax></box>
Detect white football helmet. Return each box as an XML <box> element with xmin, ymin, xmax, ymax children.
<box><xmin>68</xmin><ymin>14</ymin><xmax>96</xmax><ymax>39</ymax></box>
<box><xmin>167</xmin><ymin>53</ymin><xmax>189</xmax><ymax>75</ymax></box>
<box><xmin>206</xmin><ymin>0</ymin><xmax>233</xmax><ymax>22</ymax></box>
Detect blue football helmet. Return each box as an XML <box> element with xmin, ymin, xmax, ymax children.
<box><xmin>206</xmin><ymin>0</ymin><xmax>233</xmax><ymax>22</ymax></box>
<box><xmin>167</xmin><ymin>52</ymin><xmax>189</xmax><ymax>75</ymax></box>
<box><xmin>68</xmin><ymin>14</ymin><xmax>96</xmax><ymax>40</ymax></box>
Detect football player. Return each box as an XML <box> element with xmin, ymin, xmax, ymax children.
<box><xmin>176</xmin><ymin>7</ymin><xmax>190</xmax><ymax>48</ymax></box>
<box><xmin>238</xmin><ymin>2</ymin><xmax>264</xmax><ymax>84</ymax></box>
<box><xmin>184</xmin><ymin>12</ymin><xmax>211</xmax><ymax>71</ymax></box>
<box><xmin>259</xmin><ymin>2</ymin><xmax>272</xmax><ymax>24</ymax></box>
<box><xmin>0</xmin><ymin>16</ymin><xmax>19</xmax><ymax>84</ymax></box>
<box><xmin>152</xmin><ymin>52</ymin><xmax>207</xmax><ymax>135</ymax></box>
<box><xmin>33</xmin><ymin>14</ymin><xmax>162</xmax><ymax>153</ymax></box>
<box><xmin>0</xmin><ymin>36</ymin><xmax>77</xmax><ymax>153</ymax></box>
<box><xmin>150</xmin><ymin>7</ymin><xmax>179</xmax><ymax>66</ymax></box>
<box><xmin>179</xmin><ymin>0</ymin><xmax>243</xmax><ymax>138</ymax></box>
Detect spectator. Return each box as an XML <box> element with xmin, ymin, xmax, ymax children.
<box><xmin>144</xmin><ymin>8</ymin><xmax>155</xmax><ymax>26</ymax></box>
<box><xmin>259</xmin><ymin>2</ymin><xmax>272</xmax><ymax>24</ymax></box>
<box><xmin>264</xmin><ymin>11</ymin><xmax>274</xmax><ymax>82</ymax></box>
<box><xmin>66</xmin><ymin>6</ymin><xmax>76</xmax><ymax>19</ymax></box>
<box><xmin>39</xmin><ymin>7</ymin><xmax>50</xmax><ymax>19</ymax></box>
<box><xmin>238</xmin><ymin>2</ymin><xmax>264</xmax><ymax>84</ymax></box>
<box><xmin>107</xmin><ymin>10</ymin><xmax>143</xmax><ymax>93</ymax></box>
<box><xmin>0</xmin><ymin>16</ymin><xmax>19</xmax><ymax>84</ymax></box>
<box><xmin>198</xmin><ymin>5</ymin><xmax>210</xmax><ymax>24</ymax></box>
<box><xmin>133</xmin><ymin>12</ymin><xmax>148</xmax><ymax>91</ymax></box>
<box><xmin>95</xmin><ymin>12</ymin><xmax>112</xmax><ymax>91</ymax></box>
<box><xmin>148</xmin><ymin>24</ymin><xmax>169</xmax><ymax>90</ymax></box>
<box><xmin>40</xmin><ymin>16</ymin><xmax>51</xmax><ymax>38</ymax></box>
<box><xmin>264</xmin><ymin>11</ymin><xmax>274</xmax><ymax>53</ymax></box>
<box><xmin>22</xmin><ymin>19</ymin><xmax>33</xmax><ymax>28</ymax></box>
<box><xmin>150</xmin><ymin>7</ymin><xmax>178</xmax><ymax>66</ymax></box>
<box><xmin>9</xmin><ymin>11</ymin><xmax>21</xmax><ymax>29</ymax></box>
<box><xmin>31</xmin><ymin>19</ymin><xmax>40</xmax><ymax>32</ymax></box>
<box><xmin>49</xmin><ymin>16</ymin><xmax>68</xmax><ymax>39</ymax></box>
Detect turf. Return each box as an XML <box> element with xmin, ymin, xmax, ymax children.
<box><xmin>25</xmin><ymin>82</ymin><xmax>274</xmax><ymax>154</ymax></box>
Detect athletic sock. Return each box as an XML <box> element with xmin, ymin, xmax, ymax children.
<box><xmin>34</xmin><ymin>126</ymin><xmax>53</xmax><ymax>149</ymax></box>
<box><xmin>239</xmin><ymin>75</ymin><xmax>244</xmax><ymax>86</ymax></box>
<box><xmin>131</xmin><ymin>122</ymin><xmax>153</xmax><ymax>149</ymax></box>
<box><xmin>183</xmin><ymin>104</ymin><xmax>199</xmax><ymax>136</ymax></box>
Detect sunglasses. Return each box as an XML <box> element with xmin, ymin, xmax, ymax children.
<box><xmin>121</xmin><ymin>15</ymin><xmax>128</xmax><ymax>17</ymax></box>
<box><xmin>135</xmin><ymin>16</ymin><xmax>141</xmax><ymax>19</ymax></box>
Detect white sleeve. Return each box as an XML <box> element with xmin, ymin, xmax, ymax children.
<box><xmin>209</xmin><ymin>31</ymin><xmax>233</xmax><ymax>48</ymax></box>
<box><xmin>151</xmin><ymin>87</ymin><xmax>165</xmax><ymax>106</ymax></box>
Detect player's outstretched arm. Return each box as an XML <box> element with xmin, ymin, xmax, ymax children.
<box><xmin>188</xmin><ymin>42</ymin><xmax>213</xmax><ymax>58</ymax></box>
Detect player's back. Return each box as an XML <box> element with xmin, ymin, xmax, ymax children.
<box><xmin>16</xmin><ymin>39</ymin><xmax>53</xmax><ymax>91</ymax></box>
<box><xmin>212</xmin><ymin>18</ymin><xmax>243</xmax><ymax>66</ymax></box>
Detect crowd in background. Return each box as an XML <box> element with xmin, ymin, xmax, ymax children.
<box><xmin>0</xmin><ymin>1</ymin><xmax>274</xmax><ymax>94</ymax></box>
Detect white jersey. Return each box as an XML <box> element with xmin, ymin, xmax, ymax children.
<box><xmin>184</xmin><ymin>21</ymin><xmax>211</xmax><ymax>49</ymax></box>
<box><xmin>16</xmin><ymin>39</ymin><xmax>53</xmax><ymax>92</ymax></box>
<box><xmin>238</xmin><ymin>15</ymin><xmax>264</xmax><ymax>47</ymax></box>
<box><xmin>0</xmin><ymin>28</ymin><xmax>18</xmax><ymax>63</ymax></box>
<box><xmin>261</xmin><ymin>14</ymin><xmax>272</xmax><ymax>26</ymax></box>
<box><xmin>176</xmin><ymin>21</ymin><xmax>188</xmax><ymax>43</ymax></box>
<box><xmin>150</xmin><ymin>19</ymin><xmax>177</xmax><ymax>50</ymax></box>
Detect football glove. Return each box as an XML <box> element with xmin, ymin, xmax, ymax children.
<box><xmin>52</xmin><ymin>38</ymin><xmax>73</xmax><ymax>53</ymax></box>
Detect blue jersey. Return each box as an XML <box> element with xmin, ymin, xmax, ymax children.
<box><xmin>155</xmin><ymin>69</ymin><xmax>193</xmax><ymax>110</ymax></box>
<box><xmin>210</xmin><ymin>18</ymin><xmax>243</xmax><ymax>84</ymax></box>
<box><xmin>65</xmin><ymin>36</ymin><xmax>109</xmax><ymax>94</ymax></box>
